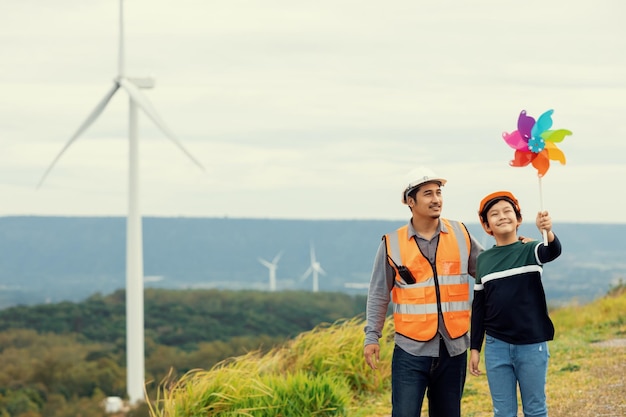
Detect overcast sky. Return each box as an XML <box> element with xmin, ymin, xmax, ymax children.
<box><xmin>1</xmin><ymin>0</ymin><xmax>625</xmax><ymax>224</ymax></box>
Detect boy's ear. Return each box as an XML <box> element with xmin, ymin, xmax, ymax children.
<box><xmin>482</xmin><ymin>221</ymin><xmax>493</xmax><ymax>236</ymax></box>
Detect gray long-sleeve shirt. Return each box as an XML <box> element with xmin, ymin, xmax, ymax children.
<box><xmin>364</xmin><ymin>218</ymin><xmax>484</xmax><ymax>357</ymax></box>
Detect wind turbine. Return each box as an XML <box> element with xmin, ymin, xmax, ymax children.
<box><xmin>258</xmin><ymin>251</ymin><xmax>283</xmax><ymax>292</ymax></box>
<box><xmin>37</xmin><ymin>0</ymin><xmax>204</xmax><ymax>406</ymax></box>
<box><xmin>300</xmin><ymin>243</ymin><xmax>326</xmax><ymax>293</ymax></box>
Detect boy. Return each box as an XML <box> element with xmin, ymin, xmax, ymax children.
<box><xmin>469</xmin><ymin>191</ymin><xmax>562</xmax><ymax>417</ymax></box>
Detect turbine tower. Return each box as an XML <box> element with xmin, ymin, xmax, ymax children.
<box><xmin>37</xmin><ymin>0</ymin><xmax>204</xmax><ymax>405</ymax></box>
<box><xmin>300</xmin><ymin>243</ymin><xmax>326</xmax><ymax>293</ymax></box>
<box><xmin>258</xmin><ymin>251</ymin><xmax>283</xmax><ymax>292</ymax></box>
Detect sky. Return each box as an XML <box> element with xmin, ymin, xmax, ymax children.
<box><xmin>1</xmin><ymin>0</ymin><xmax>625</xmax><ymax>224</ymax></box>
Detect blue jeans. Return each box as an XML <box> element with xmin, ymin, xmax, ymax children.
<box><xmin>484</xmin><ymin>335</ymin><xmax>549</xmax><ymax>417</ymax></box>
<box><xmin>391</xmin><ymin>342</ymin><xmax>467</xmax><ymax>417</ymax></box>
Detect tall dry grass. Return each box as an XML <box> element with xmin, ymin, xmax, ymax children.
<box><xmin>148</xmin><ymin>288</ymin><xmax>626</xmax><ymax>416</ymax></box>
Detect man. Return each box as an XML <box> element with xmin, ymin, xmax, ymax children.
<box><xmin>363</xmin><ymin>166</ymin><xmax>484</xmax><ymax>417</ymax></box>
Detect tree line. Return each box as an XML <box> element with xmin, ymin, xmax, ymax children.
<box><xmin>0</xmin><ymin>289</ymin><xmax>367</xmax><ymax>417</ymax></box>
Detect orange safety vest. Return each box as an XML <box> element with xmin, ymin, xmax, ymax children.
<box><xmin>385</xmin><ymin>218</ymin><xmax>471</xmax><ymax>341</ymax></box>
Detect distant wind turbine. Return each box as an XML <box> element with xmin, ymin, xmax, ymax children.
<box><xmin>300</xmin><ymin>243</ymin><xmax>326</xmax><ymax>293</ymax></box>
<box><xmin>37</xmin><ymin>0</ymin><xmax>204</xmax><ymax>406</ymax></box>
<box><xmin>258</xmin><ymin>251</ymin><xmax>283</xmax><ymax>292</ymax></box>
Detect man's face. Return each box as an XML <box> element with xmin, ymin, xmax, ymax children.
<box><xmin>408</xmin><ymin>182</ymin><xmax>442</xmax><ymax>219</ymax></box>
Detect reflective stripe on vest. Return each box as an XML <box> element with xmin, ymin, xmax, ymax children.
<box><xmin>386</xmin><ymin>219</ymin><xmax>471</xmax><ymax>341</ymax></box>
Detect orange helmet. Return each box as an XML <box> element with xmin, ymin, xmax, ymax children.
<box><xmin>478</xmin><ymin>191</ymin><xmax>521</xmax><ymax>225</ymax></box>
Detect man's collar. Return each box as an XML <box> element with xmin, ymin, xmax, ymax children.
<box><xmin>406</xmin><ymin>218</ymin><xmax>447</xmax><ymax>240</ymax></box>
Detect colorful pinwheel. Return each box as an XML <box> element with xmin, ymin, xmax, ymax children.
<box><xmin>501</xmin><ymin>108</ymin><xmax>572</xmax><ymax>244</ymax></box>
<box><xmin>502</xmin><ymin>109</ymin><xmax>572</xmax><ymax>177</ymax></box>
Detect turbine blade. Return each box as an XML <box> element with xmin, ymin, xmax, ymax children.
<box><xmin>258</xmin><ymin>258</ymin><xmax>272</xmax><ymax>268</ymax></box>
<box><xmin>272</xmin><ymin>251</ymin><xmax>283</xmax><ymax>264</ymax></box>
<box><xmin>37</xmin><ymin>83</ymin><xmax>120</xmax><ymax>188</ymax></box>
<box><xmin>119</xmin><ymin>78</ymin><xmax>205</xmax><ymax>171</ymax></box>
<box><xmin>118</xmin><ymin>0</ymin><xmax>125</xmax><ymax>76</ymax></box>
<box><xmin>300</xmin><ymin>267</ymin><xmax>313</xmax><ymax>281</ymax></box>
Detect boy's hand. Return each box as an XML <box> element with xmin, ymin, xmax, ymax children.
<box><xmin>469</xmin><ymin>349</ymin><xmax>482</xmax><ymax>376</ymax></box>
<box><xmin>536</xmin><ymin>211</ymin><xmax>552</xmax><ymax>233</ymax></box>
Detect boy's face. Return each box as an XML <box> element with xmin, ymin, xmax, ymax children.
<box><xmin>484</xmin><ymin>199</ymin><xmax>521</xmax><ymax>236</ymax></box>
<box><xmin>408</xmin><ymin>182</ymin><xmax>443</xmax><ymax>220</ymax></box>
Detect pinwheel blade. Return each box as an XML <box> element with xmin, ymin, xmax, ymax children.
<box><xmin>510</xmin><ymin>150</ymin><xmax>534</xmax><ymax>167</ymax></box>
<box><xmin>545</xmin><ymin>142</ymin><xmax>566</xmax><ymax>164</ymax></box>
<box><xmin>502</xmin><ymin>130</ymin><xmax>528</xmax><ymax>150</ymax></box>
<box><xmin>517</xmin><ymin>110</ymin><xmax>535</xmax><ymax>140</ymax></box>
<box><xmin>119</xmin><ymin>78</ymin><xmax>205</xmax><ymax>171</ymax></box>
<box><xmin>531</xmin><ymin>109</ymin><xmax>554</xmax><ymax>138</ymax></box>
<box><xmin>531</xmin><ymin>150</ymin><xmax>550</xmax><ymax>177</ymax></box>
<box><xmin>37</xmin><ymin>83</ymin><xmax>120</xmax><ymax>188</ymax></box>
<box><xmin>541</xmin><ymin>129</ymin><xmax>572</xmax><ymax>143</ymax></box>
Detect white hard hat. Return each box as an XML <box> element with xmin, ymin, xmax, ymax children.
<box><xmin>401</xmin><ymin>167</ymin><xmax>447</xmax><ymax>204</ymax></box>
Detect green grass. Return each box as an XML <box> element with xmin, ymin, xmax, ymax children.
<box><xmin>148</xmin><ymin>287</ymin><xmax>626</xmax><ymax>417</ymax></box>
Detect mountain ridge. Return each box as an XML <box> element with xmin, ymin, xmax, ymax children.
<box><xmin>1</xmin><ymin>216</ymin><xmax>624</xmax><ymax>308</ymax></box>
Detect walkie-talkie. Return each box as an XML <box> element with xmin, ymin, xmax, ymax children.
<box><xmin>387</xmin><ymin>253</ymin><xmax>417</xmax><ymax>285</ymax></box>
<box><xmin>397</xmin><ymin>266</ymin><xmax>416</xmax><ymax>284</ymax></box>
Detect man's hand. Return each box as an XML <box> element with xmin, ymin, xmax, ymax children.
<box><xmin>518</xmin><ymin>235</ymin><xmax>534</xmax><ymax>244</ymax></box>
<box><xmin>364</xmin><ymin>344</ymin><xmax>380</xmax><ymax>370</ymax></box>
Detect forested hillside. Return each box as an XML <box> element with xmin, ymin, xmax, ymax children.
<box><xmin>0</xmin><ymin>289</ymin><xmax>366</xmax><ymax>348</ymax></box>
<box><xmin>0</xmin><ymin>289</ymin><xmax>367</xmax><ymax>417</ymax></box>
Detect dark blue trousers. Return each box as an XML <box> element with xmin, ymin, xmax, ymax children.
<box><xmin>391</xmin><ymin>342</ymin><xmax>467</xmax><ymax>417</ymax></box>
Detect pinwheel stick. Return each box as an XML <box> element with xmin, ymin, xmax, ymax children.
<box><xmin>538</xmin><ymin>176</ymin><xmax>548</xmax><ymax>246</ymax></box>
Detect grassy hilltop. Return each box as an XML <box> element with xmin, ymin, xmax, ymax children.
<box><xmin>148</xmin><ymin>285</ymin><xmax>626</xmax><ymax>417</ymax></box>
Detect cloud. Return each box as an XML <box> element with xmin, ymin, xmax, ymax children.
<box><xmin>1</xmin><ymin>0</ymin><xmax>625</xmax><ymax>222</ymax></box>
